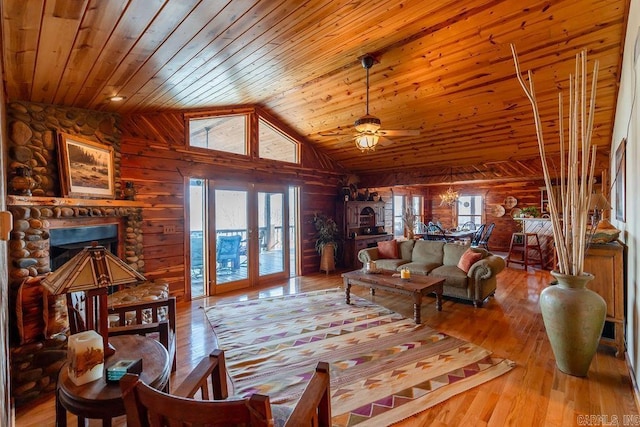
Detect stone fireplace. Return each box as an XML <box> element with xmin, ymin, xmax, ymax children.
<box><xmin>7</xmin><ymin>197</ymin><xmax>144</xmax><ymax>289</ymax></box>
<box><xmin>7</xmin><ymin>196</ymin><xmax>145</xmax><ymax>406</ymax></box>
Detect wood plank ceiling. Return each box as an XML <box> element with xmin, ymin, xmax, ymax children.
<box><xmin>0</xmin><ymin>0</ymin><xmax>629</xmax><ymax>184</ymax></box>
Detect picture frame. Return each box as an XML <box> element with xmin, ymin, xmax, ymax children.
<box><xmin>614</xmin><ymin>137</ymin><xmax>626</xmax><ymax>222</ymax></box>
<box><xmin>57</xmin><ymin>133</ymin><xmax>115</xmax><ymax>199</ymax></box>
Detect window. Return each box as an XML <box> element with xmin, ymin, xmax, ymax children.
<box><xmin>188</xmin><ymin>115</ymin><xmax>247</xmax><ymax>155</ymax></box>
<box><xmin>259</xmin><ymin>118</ymin><xmax>298</xmax><ymax>163</ymax></box>
<box><xmin>393</xmin><ymin>195</ymin><xmax>424</xmax><ymax>237</ymax></box>
<box><xmin>411</xmin><ymin>196</ymin><xmax>424</xmax><ymax>230</ymax></box>
<box><xmin>457</xmin><ymin>195</ymin><xmax>483</xmax><ymax>228</ymax></box>
<box><xmin>393</xmin><ymin>195</ymin><xmax>404</xmax><ymax>237</ymax></box>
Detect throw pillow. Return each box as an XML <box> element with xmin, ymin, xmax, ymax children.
<box><xmin>377</xmin><ymin>240</ymin><xmax>398</xmax><ymax>259</ymax></box>
<box><xmin>457</xmin><ymin>249</ymin><xmax>484</xmax><ymax>273</ymax></box>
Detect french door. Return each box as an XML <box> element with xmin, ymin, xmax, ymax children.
<box><xmin>188</xmin><ymin>179</ymin><xmax>296</xmax><ymax>297</ymax></box>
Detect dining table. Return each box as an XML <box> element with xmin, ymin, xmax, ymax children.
<box><xmin>417</xmin><ymin>229</ymin><xmax>476</xmax><ymax>241</ymax></box>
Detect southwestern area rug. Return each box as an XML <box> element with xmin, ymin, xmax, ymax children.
<box><xmin>205</xmin><ymin>288</ymin><xmax>514</xmax><ymax>426</ymax></box>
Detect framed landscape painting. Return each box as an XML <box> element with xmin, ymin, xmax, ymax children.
<box><xmin>57</xmin><ymin>133</ymin><xmax>115</xmax><ymax>198</ymax></box>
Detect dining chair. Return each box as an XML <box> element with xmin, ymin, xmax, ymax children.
<box><xmin>471</xmin><ymin>223</ymin><xmax>486</xmax><ymax>246</ymax></box>
<box><xmin>426</xmin><ymin>223</ymin><xmax>449</xmax><ymax>241</ymax></box>
<box><xmin>478</xmin><ymin>222</ymin><xmax>495</xmax><ymax>250</ymax></box>
<box><xmin>120</xmin><ymin>349</ymin><xmax>331</xmax><ymax>427</ymax></box>
<box><xmin>461</xmin><ymin>221</ymin><xmax>476</xmax><ymax>231</ymax></box>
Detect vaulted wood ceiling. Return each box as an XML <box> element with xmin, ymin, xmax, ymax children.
<box><xmin>1</xmin><ymin>0</ymin><xmax>629</xmax><ymax>184</ymax></box>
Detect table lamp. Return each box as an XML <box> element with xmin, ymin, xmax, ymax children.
<box><xmin>41</xmin><ymin>241</ymin><xmax>146</xmax><ymax>357</ymax></box>
<box><xmin>587</xmin><ymin>192</ymin><xmax>620</xmax><ymax>244</ymax></box>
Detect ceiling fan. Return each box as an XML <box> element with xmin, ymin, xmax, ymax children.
<box><xmin>320</xmin><ymin>54</ymin><xmax>420</xmax><ymax>152</ymax></box>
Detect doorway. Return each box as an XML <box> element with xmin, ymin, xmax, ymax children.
<box><xmin>188</xmin><ymin>179</ymin><xmax>298</xmax><ymax>298</ymax></box>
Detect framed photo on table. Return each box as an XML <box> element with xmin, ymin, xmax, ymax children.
<box><xmin>57</xmin><ymin>133</ymin><xmax>115</xmax><ymax>199</ymax></box>
<box><xmin>614</xmin><ymin>138</ymin><xmax>626</xmax><ymax>222</ymax></box>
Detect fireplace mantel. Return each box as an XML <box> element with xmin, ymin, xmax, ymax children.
<box><xmin>7</xmin><ymin>195</ymin><xmax>149</xmax><ymax>208</ymax></box>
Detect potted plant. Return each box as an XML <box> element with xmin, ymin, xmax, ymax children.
<box><xmin>513</xmin><ymin>46</ymin><xmax>606</xmax><ymax>376</ymax></box>
<box><xmin>520</xmin><ymin>206</ymin><xmax>540</xmax><ymax>218</ymax></box>
<box><xmin>311</xmin><ymin>213</ymin><xmax>341</xmax><ymax>273</ymax></box>
<box><xmin>402</xmin><ymin>207</ymin><xmax>416</xmax><ymax>239</ymax></box>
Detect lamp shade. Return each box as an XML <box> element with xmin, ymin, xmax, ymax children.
<box><xmin>41</xmin><ymin>242</ymin><xmax>146</xmax><ymax>295</ymax></box>
<box><xmin>355</xmin><ymin>133</ymin><xmax>379</xmax><ymax>152</ymax></box>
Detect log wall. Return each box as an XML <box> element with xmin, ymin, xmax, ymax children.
<box><xmin>120</xmin><ymin>106</ymin><xmax>345</xmax><ymax>298</ymax></box>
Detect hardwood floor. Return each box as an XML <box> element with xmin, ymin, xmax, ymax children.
<box><xmin>15</xmin><ymin>267</ymin><xmax>638</xmax><ymax>426</ymax></box>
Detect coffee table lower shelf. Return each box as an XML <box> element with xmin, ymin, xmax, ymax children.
<box><xmin>341</xmin><ymin>270</ymin><xmax>444</xmax><ymax>324</ymax></box>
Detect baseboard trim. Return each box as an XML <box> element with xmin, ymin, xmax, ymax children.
<box><xmin>625</xmin><ymin>351</ymin><xmax>640</xmax><ymax>414</ymax></box>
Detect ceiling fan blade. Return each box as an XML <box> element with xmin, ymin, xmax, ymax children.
<box><xmin>378</xmin><ymin>129</ymin><xmax>420</xmax><ymax>137</ymax></box>
<box><xmin>336</xmin><ymin>136</ymin><xmax>356</xmax><ymax>147</ymax></box>
<box><xmin>318</xmin><ymin>130</ymin><xmax>349</xmax><ymax>137</ymax></box>
<box><xmin>378</xmin><ymin>136</ymin><xmax>394</xmax><ymax>146</ymax></box>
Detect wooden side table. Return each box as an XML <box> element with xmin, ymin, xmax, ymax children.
<box><xmin>584</xmin><ymin>241</ymin><xmax>625</xmax><ymax>358</ymax></box>
<box><xmin>56</xmin><ymin>334</ymin><xmax>170</xmax><ymax>426</ymax></box>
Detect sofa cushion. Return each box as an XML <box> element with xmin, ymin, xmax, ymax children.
<box><xmin>412</xmin><ymin>240</ymin><xmax>445</xmax><ymax>264</ymax></box>
<box><xmin>430</xmin><ymin>265</ymin><xmax>469</xmax><ymax>289</ymax></box>
<box><xmin>398</xmin><ymin>261</ymin><xmax>441</xmax><ymax>275</ymax></box>
<box><xmin>398</xmin><ymin>240</ymin><xmax>415</xmax><ymax>261</ymax></box>
<box><xmin>457</xmin><ymin>249</ymin><xmax>484</xmax><ymax>273</ymax></box>
<box><xmin>443</xmin><ymin>243</ymin><xmax>486</xmax><ymax>266</ymax></box>
<box><xmin>377</xmin><ymin>240</ymin><xmax>398</xmax><ymax>259</ymax></box>
<box><xmin>375</xmin><ymin>259</ymin><xmax>409</xmax><ymax>271</ymax></box>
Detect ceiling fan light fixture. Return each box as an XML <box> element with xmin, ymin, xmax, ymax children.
<box><xmin>354</xmin><ymin>114</ymin><xmax>381</xmax><ymax>133</ymax></box>
<box><xmin>355</xmin><ymin>133</ymin><xmax>379</xmax><ymax>152</ymax></box>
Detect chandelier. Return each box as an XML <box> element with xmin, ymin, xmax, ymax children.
<box><xmin>439</xmin><ymin>168</ymin><xmax>459</xmax><ymax>206</ymax></box>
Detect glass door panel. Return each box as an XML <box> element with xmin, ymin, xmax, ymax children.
<box><xmin>258</xmin><ymin>190</ymin><xmax>285</xmax><ymax>277</ymax></box>
<box><xmin>214</xmin><ymin>188</ymin><xmax>249</xmax><ymax>292</ymax></box>
<box><xmin>189</xmin><ymin>179</ymin><xmax>206</xmax><ymax>298</ymax></box>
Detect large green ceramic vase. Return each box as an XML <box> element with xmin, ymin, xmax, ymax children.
<box><xmin>539</xmin><ymin>271</ymin><xmax>606</xmax><ymax>377</ymax></box>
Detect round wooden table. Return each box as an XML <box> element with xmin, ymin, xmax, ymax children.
<box><xmin>56</xmin><ymin>334</ymin><xmax>170</xmax><ymax>426</ymax></box>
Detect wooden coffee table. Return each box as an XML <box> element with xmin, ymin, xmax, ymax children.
<box><xmin>342</xmin><ymin>269</ymin><xmax>445</xmax><ymax>324</ymax></box>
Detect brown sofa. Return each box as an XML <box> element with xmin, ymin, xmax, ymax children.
<box><xmin>357</xmin><ymin>239</ymin><xmax>506</xmax><ymax>307</ymax></box>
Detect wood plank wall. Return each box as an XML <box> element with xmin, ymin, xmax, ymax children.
<box><xmin>119</xmin><ymin>107</ymin><xmax>345</xmax><ymax>299</ymax></box>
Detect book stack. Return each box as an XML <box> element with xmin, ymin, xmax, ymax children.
<box><xmin>106</xmin><ymin>358</ymin><xmax>143</xmax><ymax>383</ymax></box>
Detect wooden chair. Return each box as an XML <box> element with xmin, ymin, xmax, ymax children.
<box><xmin>67</xmin><ymin>293</ymin><xmax>178</xmax><ymax>379</ymax></box>
<box><xmin>470</xmin><ymin>223</ymin><xmax>486</xmax><ymax>246</ymax></box>
<box><xmin>478</xmin><ymin>222</ymin><xmax>495</xmax><ymax>250</ymax></box>
<box><xmin>461</xmin><ymin>221</ymin><xmax>476</xmax><ymax>231</ymax></box>
<box><xmin>121</xmin><ymin>349</ymin><xmax>331</xmax><ymax>427</ymax></box>
<box><xmin>108</xmin><ymin>297</ymin><xmax>177</xmax><ymax>374</ymax></box>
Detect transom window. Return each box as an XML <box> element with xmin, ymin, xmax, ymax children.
<box><xmin>258</xmin><ymin>118</ymin><xmax>298</xmax><ymax>163</ymax></box>
<box><xmin>188</xmin><ymin>115</ymin><xmax>247</xmax><ymax>155</ymax></box>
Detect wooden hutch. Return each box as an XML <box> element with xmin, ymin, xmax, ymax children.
<box><xmin>341</xmin><ymin>200</ymin><xmax>392</xmax><ymax>268</ymax></box>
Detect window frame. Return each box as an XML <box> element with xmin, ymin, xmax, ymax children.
<box><xmin>257</xmin><ymin>117</ymin><xmax>300</xmax><ymax>164</ymax></box>
<box><xmin>186</xmin><ymin>113</ymin><xmax>249</xmax><ymax>156</ymax></box>
<box><xmin>456</xmin><ymin>194</ymin><xmax>484</xmax><ymax>228</ymax></box>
